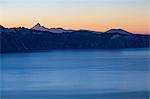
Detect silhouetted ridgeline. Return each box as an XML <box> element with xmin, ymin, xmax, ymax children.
<box><xmin>0</xmin><ymin>27</ymin><xmax>149</xmax><ymax>53</ymax></box>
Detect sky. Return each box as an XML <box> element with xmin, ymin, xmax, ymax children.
<box><xmin>0</xmin><ymin>0</ymin><xmax>149</xmax><ymax>34</ymax></box>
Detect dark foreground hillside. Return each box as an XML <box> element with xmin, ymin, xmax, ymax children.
<box><xmin>0</xmin><ymin>27</ymin><xmax>149</xmax><ymax>52</ymax></box>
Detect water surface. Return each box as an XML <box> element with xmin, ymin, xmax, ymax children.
<box><xmin>0</xmin><ymin>48</ymin><xmax>150</xmax><ymax>99</ymax></box>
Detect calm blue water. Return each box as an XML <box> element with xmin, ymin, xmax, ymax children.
<box><xmin>0</xmin><ymin>48</ymin><xmax>150</xmax><ymax>99</ymax></box>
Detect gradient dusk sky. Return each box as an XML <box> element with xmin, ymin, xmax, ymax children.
<box><xmin>0</xmin><ymin>0</ymin><xmax>149</xmax><ymax>34</ymax></box>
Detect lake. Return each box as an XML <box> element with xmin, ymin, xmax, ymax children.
<box><xmin>0</xmin><ymin>48</ymin><xmax>150</xmax><ymax>99</ymax></box>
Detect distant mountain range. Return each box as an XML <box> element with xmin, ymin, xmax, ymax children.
<box><xmin>0</xmin><ymin>23</ymin><xmax>149</xmax><ymax>52</ymax></box>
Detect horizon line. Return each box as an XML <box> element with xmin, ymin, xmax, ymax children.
<box><xmin>0</xmin><ymin>24</ymin><xmax>149</xmax><ymax>35</ymax></box>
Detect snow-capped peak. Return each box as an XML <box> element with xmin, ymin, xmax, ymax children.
<box><xmin>31</xmin><ymin>23</ymin><xmax>50</xmax><ymax>32</ymax></box>
<box><xmin>31</xmin><ymin>23</ymin><xmax>73</xmax><ymax>33</ymax></box>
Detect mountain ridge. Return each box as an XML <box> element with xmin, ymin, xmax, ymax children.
<box><xmin>0</xmin><ymin>25</ymin><xmax>149</xmax><ymax>53</ymax></box>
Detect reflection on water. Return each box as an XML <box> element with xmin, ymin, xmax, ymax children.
<box><xmin>0</xmin><ymin>48</ymin><xmax>150</xmax><ymax>99</ymax></box>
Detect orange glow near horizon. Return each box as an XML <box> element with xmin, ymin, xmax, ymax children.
<box><xmin>1</xmin><ymin>19</ymin><xmax>149</xmax><ymax>34</ymax></box>
<box><xmin>0</xmin><ymin>0</ymin><xmax>149</xmax><ymax>34</ymax></box>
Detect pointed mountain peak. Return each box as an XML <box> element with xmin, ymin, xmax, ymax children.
<box><xmin>31</xmin><ymin>23</ymin><xmax>50</xmax><ymax>32</ymax></box>
<box><xmin>34</xmin><ymin>23</ymin><xmax>41</xmax><ymax>27</ymax></box>
<box><xmin>32</xmin><ymin>23</ymin><xmax>43</xmax><ymax>29</ymax></box>
<box><xmin>31</xmin><ymin>23</ymin><xmax>73</xmax><ymax>33</ymax></box>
